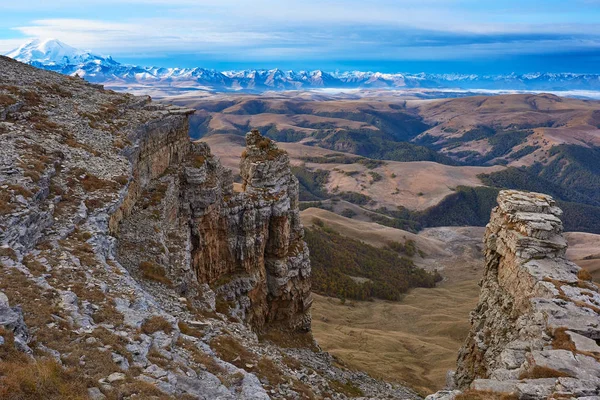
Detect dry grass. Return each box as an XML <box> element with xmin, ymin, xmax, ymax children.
<box><xmin>255</xmin><ymin>357</ymin><xmax>286</xmax><ymax>386</ymax></box>
<box><xmin>291</xmin><ymin>381</ymin><xmax>317</xmax><ymax>400</ymax></box>
<box><xmin>8</xmin><ymin>184</ymin><xmax>33</xmax><ymax>199</ymax></box>
<box><xmin>92</xmin><ymin>298</ymin><xmax>125</xmax><ymax>325</ymax></box>
<box><xmin>177</xmin><ymin>337</ymin><xmax>226</xmax><ymax>377</ymax></box>
<box><xmin>58</xmin><ymin>232</ymin><xmax>97</xmax><ymax>267</ymax></box>
<box><xmin>0</xmin><ymin>191</ymin><xmax>15</xmax><ymax>214</ymax></box>
<box><xmin>31</xmin><ymin>113</ymin><xmax>60</xmax><ymax>132</ymax></box>
<box><xmin>210</xmin><ymin>335</ymin><xmax>297</xmax><ymax>390</ymax></box>
<box><xmin>551</xmin><ymin>327</ymin><xmax>576</xmax><ymax>352</ymax></box>
<box><xmin>0</xmin><ymin>93</ymin><xmax>16</xmax><ymax>107</ymax></box>
<box><xmin>0</xmin><ymin>277</ymin><xmax>95</xmax><ymax>399</ymax></box>
<box><xmin>0</xmin><ymin>354</ymin><xmax>88</xmax><ymax>399</ymax></box>
<box><xmin>577</xmin><ymin>268</ymin><xmax>593</xmax><ymax>281</ymax></box>
<box><xmin>140</xmin><ymin>183</ymin><xmax>168</xmax><ymax>208</ymax></box>
<box><xmin>259</xmin><ymin>329</ymin><xmax>318</xmax><ymax>351</ymax></box>
<box><xmin>455</xmin><ymin>390</ymin><xmax>518</xmax><ymax>400</ymax></box>
<box><xmin>282</xmin><ymin>355</ymin><xmax>302</xmax><ymax>370</ymax></box>
<box><xmin>22</xmin><ymin>254</ymin><xmax>47</xmax><ymax>276</ymax></box>
<box><xmin>177</xmin><ymin>321</ymin><xmax>204</xmax><ymax>338</ymax></box>
<box><xmin>40</xmin><ymin>83</ymin><xmax>73</xmax><ymax>98</ymax></box>
<box><xmin>108</xmin><ymin>381</ymin><xmax>169</xmax><ymax>400</ymax></box>
<box><xmin>22</xmin><ymin>91</ymin><xmax>41</xmax><ymax>107</ymax></box>
<box><xmin>311</xmin><ymin>280</ymin><xmax>479</xmax><ymax>395</ymax></box>
<box><xmin>141</xmin><ymin>315</ymin><xmax>173</xmax><ymax>334</ymax></box>
<box><xmin>518</xmin><ymin>365</ymin><xmax>573</xmax><ymax>379</ymax></box>
<box><xmin>147</xmin><ymin>348</ymin><xmax>172</xmax><ymax>369</ymax></box>
<box><xmin>0</xmin><ymin>246</ymin><xmax>17</xmax><ymax>261</ymax></box>
<box><xmin>17</xmin><ymin>157</ymin><xmax>46</xmax><ymax>183</ymax></box>
<box><xmin>210</xmin><ymin>336</ymin><xmax>255</xmax><ymax>368</ymax></box>
<box><xmin>113</xmin><ymin>138</ymin><xmax>130</xmax><ymax>149</ymax></box>
<box><xmin>220</xmin><ymin>371</ymin><xmax>245</xmax><ymax>388</ymax></box>
<box><xmin>193</xmin><ymin>155</ymin><xmax>206</xmax><ymax>168</ymax></box>
<box><xmin>80</xmin><ymin>173</ymin><xmax>119</xmax><ymax>192</ymax></box>
<box><xmin>139</xmin><ymin>261</ymin><xmax>172</xmax><ymax>286</ymax></box>
<box><xmin>64</xmin><ymin>136</ymin><xmax>100</xmax><ymax>156</ymax></box>
<box><xmin>114</xmin><ymin>175</ymin><xmax>128</xmax><ymax>186</ymax></box>
<box><xmin>257</xmin><ymin>138</ymin><xmax>271</xmax><ymax>150</ymax></box>
<box><xmin>328</xmin><ymin>379</ymin><xmax>364</xmax><ymax>398</ymax></box>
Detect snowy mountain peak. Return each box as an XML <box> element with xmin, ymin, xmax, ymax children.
<box><xmin>6</xmin><ymin>38</ymin><xmax>115</xmax><ymax>67</ymax></box>
<box><xmin>5</xmin><ymin>39</ymin><xmax>600</xmax><ymax>95</ymax></box>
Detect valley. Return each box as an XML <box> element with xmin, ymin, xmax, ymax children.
<box><xmin>190</xmin><ymin>91</ymin><xmax>600</xmax><ymax>233</ymax></box>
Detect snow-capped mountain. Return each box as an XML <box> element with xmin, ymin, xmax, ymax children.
<box><xmin>7</xmin><ymin>38</ymin><xmax>118</xmax><ymax>68</ymax></box>
<box><xmin>6</xmin><ymin>39</ymin><xmax>600</xmax><ymax>94</ymax></box>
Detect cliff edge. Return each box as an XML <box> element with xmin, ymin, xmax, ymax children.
<box><xmin>429</xmin><ymin>190</ymin><xmax>600</xmax><ymax>400</ymax></box>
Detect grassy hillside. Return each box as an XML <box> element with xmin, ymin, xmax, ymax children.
<box><xmin>305</xmin><ymin>220</ymin><xmax>441</xmax><ymax>301</ymax></box>
<box><xmin>317</xmin><ymin>185</ymin><xmax>600</xmax><ymax>234</ymax></box>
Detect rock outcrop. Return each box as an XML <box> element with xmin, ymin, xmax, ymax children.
<box><xmin>428</xmin><ymin>190</ymin><xmax>600</xmax><ymax>400</ymax></box>
<box><xmin>116</xmin><ymin>128</ymin><xmax>312</xmax><ymax>333</ymax></box>
<box><xmin>0</xmin><ymin>290</ymin><xmax>30</xmax><ymax>353</ymax></box>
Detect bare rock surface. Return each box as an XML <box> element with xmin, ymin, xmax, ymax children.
<box><xmin>427</xmin><ymin>190</ymin><xmax>600</xmax><ymax>400</ymax></box>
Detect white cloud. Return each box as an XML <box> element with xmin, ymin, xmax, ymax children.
<box><xmin>2</xmin><ymin>0</ymin><xmax>600</xmax><ymax>63</ymax></box>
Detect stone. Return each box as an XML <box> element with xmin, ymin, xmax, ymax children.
<box><xmin>424</xmin><ymin>390</ymin><xmax>460</xmax><ymax>400</ymax></box>
<box><xmin>106</xmin><ymin>372</ymin><xmax>126</xmax><ymax>383</ymax></box>
<box><xmin>567</xmin><ymin>331</ymin><xmax>600</xmax><ymax>354</ymax></box>
<box><xmin>0</xmin><ymin>291</ymin><xmax>31</xmax><ymax>354</ymax></box>
<box><xmin>87</xmin><ymin>387</ymin><xmax>106</xmax><ymax>400</ymax></box>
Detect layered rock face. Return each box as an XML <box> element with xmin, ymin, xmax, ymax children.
<box><xmin>192</xmin><ymin>130</ymin><xmax>312</xmax><ymax>331</ymax></box>
<box><xmin>117</xmin><ymin>128</ymin><xmax>312</xmax><ymax>332</ymax></box>
<box><xmin>429</xmin><ymin>190</ymin><xmax>600</xmax><ymax>400</ymax></box>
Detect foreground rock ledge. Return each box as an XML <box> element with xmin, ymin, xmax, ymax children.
<box><xmin>428</xmin><ymin>190</ymin><xmax>600</xmax><ymax>400</ymax></box>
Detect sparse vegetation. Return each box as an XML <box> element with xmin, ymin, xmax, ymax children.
<box><xmin>328</xmin><ymin>379</ymin><xmax>364</xmax><ymax>398</ymax></box>
<box><xmin>291</xmin><ymin>166</ymin><xmax>330</xmax><ymax>201</ymax></box>
<box><xmin>0</xmin><ymin>246</ymin><xmax>18</xmax><ymax>261</ymax></box>
<box><xmin>337</xmin><ymin>191</ymin><xmax>372</xmax><ymax>205</ymax></box>
<box><xmin>518</xmin><ymin>365</ymin><xmax>573</xmax><ymax>379</ymax></box>
<box><xmin>193</xmin><ymin>155</ymin><xmax>206</xmax><ymax>168</ymax></box>
<box><xmin>141</xmin><ymin>315</ymin><xmax>173</xmax><ymax>334</ymax></box>
<box><xmin>368</xmin><ymin>171</ymin><xmax>383</xmax><ymax>183</ymax></box>
<box><xmin>139</xmin><ymin>261</ymin><xmax>172</xmax><ymax>286</ymax></box>
<box><xmin>0</xmin><ymin>93</ymin><xmax>16</xmax><ymax>107</ymax></box>
<box><xmin>454</xmin><ymin>390</ymin><xmax>518</xmax><ymax>400</ymax></box>
<box><xmin>0</xmin><ymin>338</ymin><xmax>88</xmax><ymax>400</ymax></box>
<box><xmin>577</xmin><ymin>268</ymin><xmax>593</xmax><ymax>281</ymax></box>
<box><xmin>341</xmin><ymin>208</ymin><xmax>357</xmax><ymax>218</ymax></box>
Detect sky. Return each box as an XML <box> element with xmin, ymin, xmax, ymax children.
<box><xmin>1</xmin><ymin>0</ymin><xmax>600</xmax><ymax>74</ymax></box>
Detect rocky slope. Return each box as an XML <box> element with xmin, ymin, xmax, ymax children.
<box><xmin>428</xmin><ymin>190</ymin><xmax>600</xmax><ymax>400</ymax></box>
<box><xmin>0</xmin><ymin>56</ymin><xmax>420</xmax><ymax>399</ymax></box>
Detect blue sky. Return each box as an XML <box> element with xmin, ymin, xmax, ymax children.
<box><xmin>1</xmin><ymin>0</ymin><xmax>600</xmax><ymax>73</ymax></box>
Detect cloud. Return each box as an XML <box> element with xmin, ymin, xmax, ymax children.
<box><xmin>2</xmin><ymin>0</ymin><xmax>600</xmax><ymax>70</ymax></box>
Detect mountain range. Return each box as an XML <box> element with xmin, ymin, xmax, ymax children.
<box><xmin>7</xmin><ymin>38</ymin><xmax>600</xmax><ymax>94</ymax></box>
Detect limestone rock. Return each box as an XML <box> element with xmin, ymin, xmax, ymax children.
<box><xmin>0</xmin><ymin>290</ymin><xmax>31</xmax><ymax>353</ymax></box>
<box><xmin>435</xmin><ymin>190</ymin><xmax>600</xmax><ymax>399</ymax></box>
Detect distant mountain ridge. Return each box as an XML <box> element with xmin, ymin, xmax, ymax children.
<box><xmin>7</xmin><ymin>38</ymin><xmax>600</xmax><ymax>93</ymax></box>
